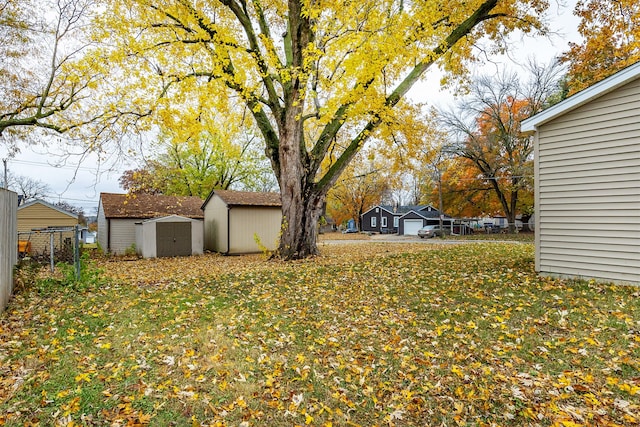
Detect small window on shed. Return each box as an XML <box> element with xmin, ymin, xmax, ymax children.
<box><xmin>371</xmin><ymin>216</ymin><xmax>377</xmax><ymax>228</ymax></box>
<box><xmin>381</xmin><ymin>216</ymin><xmax>387</xmax><ymax>228</ymax></box>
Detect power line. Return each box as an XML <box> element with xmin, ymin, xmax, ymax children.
<box><xmin>9</xmin><ymin>158</ymin><xmax>107</xmax><ymax>173</ymax></box>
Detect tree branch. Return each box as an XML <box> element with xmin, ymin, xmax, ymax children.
<box><xmin>315</xmin><ymin>0</ymin><xmax>501</xmax><ymax>193</ymax></box>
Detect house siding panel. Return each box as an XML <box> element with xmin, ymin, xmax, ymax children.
<box><xmin>229</xmin><ymin>206</ymin><xmax>281</xmax><ymax>253</ymax></box>
<box><xmin>380</xmin><ymin>210</ymin><xmax>396</xmax><ymax>232</ymax></box>
<box><xmin>17</xmin><ymin>204</ymin><xmax>77</xmax><ymax>232</ymax></box>
<box><xmin>535</xmin><ymin>78</ymin><xmax>640</xmax><ymax>284</ymax></box>
<box><xmin>109</xmin><ymin>219</ymin><xmax>138</xmax><ymax>255</ymax></box>
<box><xmin>203</xmin><ymin>196</ymin><xmax>229</xmax><ymax>253</ymax></box>
<box><xmin>360</xmin><ymin>208</ymin><xmax>379</xmax><ymax>233</ymax></box>
<box><xmin>361</xmin><ymin>207</ymin><xmax>399</xmax><ymax>233</ymax></box>
<box><xmin>17</xmin><ymin>203</ymin><xmax>78</xmax><ymax>254</ymax></box>
<box><xmin>97</xmin><ymin>201</ymin><xmax>107</xmax><ymax>252</ymax></box>
<box><xmin>1</xmin><ymin>189</ymin><xmax>17</xmax><ymax>313</ymax></box>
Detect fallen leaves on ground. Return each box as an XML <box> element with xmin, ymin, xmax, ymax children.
<box><xmin>1</xmin><ymin>242</ymin><xmax>638</xmax><ymax>426</ymax></box>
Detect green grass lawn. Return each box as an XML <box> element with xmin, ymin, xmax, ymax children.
<box><xmin>1</xmin><ymin>243</ymin><xmax>638</xmax><ymax>426</ymax></box>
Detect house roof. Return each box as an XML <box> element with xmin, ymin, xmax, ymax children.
<box><xmin>397</xmin><ymin>210</ymin><xmax>429</xmax><ymax>220</ymax></box>
<box><xmin>18</xmin><ymin>199</ymin><xmax>78</xmax><ymax>219</ymax></box>
<box><xmin>522</xmin><ymin>61</ymin><xmax>640</xmax><ymax>133</ymax></box>
<box><xmin>362</xmin><ymin>205</ymin><xmax>395</xmax><ymax>217</ymax></box>
<box><xmin>365</xmin><ymin>204</ymin><xmax>448</xmax><ymax>218</ymax></box>
<box><xmin>398</xmin><ymin>209</ymin><xmax>453</xmax><ymax>220</ymax></box>
<box><xmin>202</xmin><ymin>189</ymin><xmax>282</xmax><ymax>209</ymax></box>
<box><xmin>100</xmin><ymin>193</ymin><xmax>204</xmax><ymax>219</ymax></box>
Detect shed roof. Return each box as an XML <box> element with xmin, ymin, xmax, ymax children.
<box><xmin>139</xmin><ymin>214</ymin><xmax>201</xmax><ymax>224</ymax></box>
<box><xmin>522</xmin><ymin>60</ymin><xmax>640</xmax><ymax>133</ymax></box>
<box><xmin>18</xmin><ymin>199</ymin><xmax>78</xmax><ymax>219</ymax></box>
<box><xmin>100</xmin><ymin>193</ymin><xmax>204</xmax><ymax>219</ymax></box>
<box><xmin>202</xmin><ymin>189</ymin><xmax>282</xmax><ymax>209</ymax></box>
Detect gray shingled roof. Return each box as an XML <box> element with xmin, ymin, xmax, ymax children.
<box><xmin>380</xmin><ymin>204</ymin><xmax>445</xmax><ymax>217</ymax></box>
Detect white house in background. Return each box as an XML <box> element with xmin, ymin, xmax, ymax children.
<box><xmin>97</xmin><ymin>193</ymin><xmax>204</xmax><ymax>255</ymax></box>
<box><xmin>202</xmin><ymin>189</ymin><xmax>281</xmax><ymax>254</ymax></box>
<box><xmin>521</xmin><ymin>61</ymin><xmax>640</xmax><ymax>285</ymax></box>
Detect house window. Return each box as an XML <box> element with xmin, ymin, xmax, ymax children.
<box><xmin>371</xmin><ymin>216</ymin><xmax>377</xmax><ymax>228</ymax></box>
<box><xmin>393</xmin><ymin>216</ymin><xmax>399</xmax><ymax>228</ymax></box>
<box><xmin>381</xmin><ymin>216</ymin><xmax>387</xmax><ymax>228</ymax></box>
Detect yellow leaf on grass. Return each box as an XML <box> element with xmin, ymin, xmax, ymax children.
<box><xmin>451</xmin><ymin>365</ymin><xmax>463</xmax><ymax>377</ymax></box>
<box><xmin>74</xmin><ymin>373</ymin><xmax>91</xmax><ymax>383</ymax></box>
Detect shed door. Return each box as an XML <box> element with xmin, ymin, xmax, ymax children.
<box><xmin>156</xmin><ymin>222</ymin><xmax>192</xmax><ymax>257</ymax></box>
<box><xmin>403</xmin><ymin>219</ymin><xmax>423</xmax><ymax>235</ymax></box>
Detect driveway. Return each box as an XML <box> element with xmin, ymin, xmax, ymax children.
<box><xmin>320</xmin><ymin>234</ymin><xmax>451</xmax><ymax>245</ymax></box>
<box><xmin>320</xmin><ymin>233</ymin><xmax>526</xmax><ymax>245</ymax></box>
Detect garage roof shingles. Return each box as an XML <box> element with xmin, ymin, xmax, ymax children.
<box><xmin>206</xmin><ymin>189</ymin><xmax>282</xmax><ymax>208</ymax></box>
<box><xmin>100</xmin><ymin>193</ymin><xmax>204</xmax><ymax>219</ymax></box>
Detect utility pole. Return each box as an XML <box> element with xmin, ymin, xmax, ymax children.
<box><xmin>2</xmin><ymin>158</ymin><xmax>6</xmax><ymax>189</ymax></box>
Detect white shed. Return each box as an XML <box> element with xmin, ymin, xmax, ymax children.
<box><xmin>521</xmin><ymin>61</ymin><xmax>640</xmax><ymax>285</ymax></box>
<box><xmin>97</xmin><ymin>193</ymin><xmax>204</xmax><ymax>255</ymax></box>
<box><xmin>202</xmin><ymin>189</ymin><xmax>282</xmax><ymax>254</ymax></box>
<box><xmin>135</xmin><ymin>215</ymin><xmax>203</xmax><ymax>258</ymax></box>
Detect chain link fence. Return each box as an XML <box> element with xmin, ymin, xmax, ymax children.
<box><xmin>17</xmin><ymin>226</ymin><xmax>82</xmax><ymax>277</ymax></box>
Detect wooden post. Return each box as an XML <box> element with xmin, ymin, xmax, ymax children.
<box><xmin>49</xmin><ymin>232</ymin><xmax>55</xmax><ymax>273</ymax></box>
<box><xmin>75</xmin><ymin>225</ymin><xmax>81</xmax><ymax>281</ymax></box>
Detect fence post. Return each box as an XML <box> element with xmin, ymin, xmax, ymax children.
<box><xmin>75</xmin><ymin>225</ymin><xmax>81</xmax><ymax>281</ymax></box>
<box><xmin>49</xmin><ymin>232</ymin><xmax>55</xmax><ymax>272</ymax></box>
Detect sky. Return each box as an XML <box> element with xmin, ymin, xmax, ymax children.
<box><xmin>0</xmin><ymin>1</ymin><xmax>582</xmax><ymax>215</ymax></box>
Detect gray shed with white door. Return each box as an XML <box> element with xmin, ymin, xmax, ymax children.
<box><xmin>135</xmin><ymin>215</ymin><xmax>203</xmax><ymax>258</ymax></box>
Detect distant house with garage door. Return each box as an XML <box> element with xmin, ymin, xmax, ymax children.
<box><xmin>521</xmin><ymin>61</ymin><xmax>640</xmax><ymax>285</ymax></box>
<box><xmin>361</xmin><ymin>204</ymin><xmax>453</xmax><ymax>235</ymax></box>
<box><xmin>97</xmin><ymin>193</ymin><xmax>204</xmax><ymax>255</ymax></box>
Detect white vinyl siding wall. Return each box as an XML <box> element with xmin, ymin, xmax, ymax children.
<box><xmin>203</xmin><ymin>196</ymin><xmax>229</xmax><ymax>253</ymax></box>
<box><xmin>535</xmin><ymin>79</ymin><xmax>640</xmax><ymax>284</ymax></box>
<box><xmin>97</xmin><ymin>202</ymin><xmax>108</xmax><ymax>252</ymax></box>
<box><xmin>228</xmin><ymin>207</ymin><xmax>281</xmax><ymax>253</ymax></box>
<box><xmin>203</xmin><ymin>194</ymin><xmax>281</xmax><ymax>254</ymax></box>
<box><xmin>108</xmin><ymin>219</ymin><xmax>138</xmax><ymax>255</ymax></box>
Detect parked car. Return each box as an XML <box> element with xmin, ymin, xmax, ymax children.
<box><xmin>342</xmin><ymin>227</ymin><xmax>359</xmax><ymax>234</ymax></box>
<box><xmin>418</xmin><ymin>225</ymin><xmax>450</xmax><ymax>238</ymax></box>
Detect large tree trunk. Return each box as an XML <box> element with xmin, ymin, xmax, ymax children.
<box><xmin>278</xmin><ymin>185</ymin><xmax>325</xmax><ymax>259</ymax></box>
<box><xmin>275</xmin><ymin>120</ymin><xmax>326</xmax><ymax>258</ymax></box>
<box><xmin>275</xmin><ymin>97</ymin><xmax>326</xmax><ymax>259</ymax></box>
